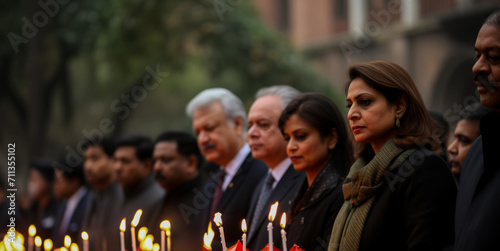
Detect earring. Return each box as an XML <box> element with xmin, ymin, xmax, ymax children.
<box><xmin>395</xmin><ymin>116</ymin><xmax>401</xmax><ymax>128</ymax></box>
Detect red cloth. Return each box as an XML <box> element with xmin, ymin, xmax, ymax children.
<box><xmin>289</xmin><ymin>244</ymin><xmax>305</xmax><ymax>251</ymax></box>
<box><xmin>227</xmin><ymin>240</ymin><xmax>249</xmax><ymax>251</ymax></box>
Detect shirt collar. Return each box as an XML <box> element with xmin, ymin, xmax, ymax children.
<box><xmin>221</xmin><ymin>143</ymin><xmax>250</xmax><ymax>190</ymax></box>
<box><xmin>270</xmin><ymin>158</ymin><xmax>292</xmax><ymax>189</ymax></box>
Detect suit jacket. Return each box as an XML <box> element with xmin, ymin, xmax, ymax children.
<box><xmin>52</xmin><ymin>188</ymin><xmax>91</xmax><ymax>247</ymax></box>
<box><xmin>246</xmin><ymin>164</ymin><xmax>305</xmax><ymax>251</ymax></box>
<box><xmin>455</xmin><ymin>111</ymin><xmax>500</xmax><ymax>251</ymax></box>
<box><xmin>199</xmin><ymin>153</ymin><xmax>267</xmax><ymax>251</ymax></box>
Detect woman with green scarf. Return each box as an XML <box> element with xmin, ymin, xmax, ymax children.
<box><xmin>329</xmin><ymin>61</ymin><xmax>457</xmax><ymax>251</ymax></box>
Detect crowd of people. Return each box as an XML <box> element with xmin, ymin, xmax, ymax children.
<box><xmin>1</xmin><ymin>9</ymin><xmax>499</xmax><ymax>251</ymax></box>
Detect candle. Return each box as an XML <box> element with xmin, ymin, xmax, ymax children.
<box><xmin>64</xmin><ymin>235</ymin><xmax>71</xmax><ymax>248</ymax></box>
<box><xmin>81</xmin><ymin>231</ymin><xmax>89</xmax><ymax>251</ymax></box>
<box><xmin>43</xmin><ymin>239</ymin><xmax>53</xmax><ymax>251</ymax></box>
<box><xmin>268</xmin><ymin>202</ymin><xmax>279</xmax><ymax>251</ymax></box>
<box><xmin>131</xmin><ymin>209</ymin><xmax>143</xmax><ymax>251</ymax></box>
<box><xmin>28</xmin><ymin>225</ymin><xmax>36</xmax><ymax>251</ymax></box>
<box><xmin>202</xmin><ymin>222</ymin><xmax>215</xmax><ymax>251</ymax></box>
<box><xmin>144</xmin><ymin>234</ymin><xmax>154</xmax><ymax>251</ymax></box>
<box><xmin>70</xmin><ymin>243</ymin><xmax>79</xmax><ymax>251</ymax></box>
<box><xmin>241</xmin><ymin>219</ymin><xmax>247</xmax><ymax>251</ymax></box>
<box><xmin>280</xmin><ymin>213</ymin><xmax>287</xmax><ymax>251</ymax></box>
<box><xmin>35</xmin><ymin>236</ymin><xmax>42</xmax><ymax>251</ymax></box>
<box><xmin>213</xmin><ymin>212</ymin><xmax>227</xmax><ymax>251</ymax></box>
<box><xmin>120</xmin><ymin>218</ymin><xmax>126</xmax><ymax>251</ymax></box>
<box><xmin>159</xmin><ymin>220</ymin><xmax>171</xmax><ymax>251</ymax></box>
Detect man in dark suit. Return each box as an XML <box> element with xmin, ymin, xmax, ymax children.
<box><xmin>114</xmin><ymin>135</ymin><xmax>165</xmax><ymax>250</ymax></box>
<box><xmin>152</xmin><ymin>131</ymin><xmax>207</xmax><ymax>251</ymax></box>
<box><xmin>52</xmin><ymin>161</ymin><xmax>90</xmax><ymax>248</ymax></box>
<box><xmin>246</xmin><ymin>86</ymin><xmax>305</xmax><ymax>251</ymax></box>
<box><xmin>186</xmin><ymin>88</ymin><xmax>267</xmax><ymax>251</ymax></box>
<box><xmin>455</xmin><ymin>10</ymin><xmax>500</xmax><ymax>251</ymax></box>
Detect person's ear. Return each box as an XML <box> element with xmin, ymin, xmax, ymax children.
<box><xmin>395</xmin><ymin>94</ymin><xmax>408</xmax><ymax>118</ymax></box>
<box><xmin>233</xmin><ymin>116</ymin><xmax>244</xmax><ymax>135</ymax></box>
<box><xmin>328</xmin><ymin>128</ymin><xmax>339</xmax><ymax>150</ymax></box>
<box><xmin>186</xmin><ymin>155</ymin><xmax>199</xmax><ymax>175</ymax></box>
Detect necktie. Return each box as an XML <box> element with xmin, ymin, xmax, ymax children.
<box><xmin>249</xmin><ymin>173</ymin><xmax>275</xmax><ymax>237</ymax></box>
<box><xmin>210</xmin><ymin>170</ymin><xmax>227</xmax><ymax>218</ymax></box>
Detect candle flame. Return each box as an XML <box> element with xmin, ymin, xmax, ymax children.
<box><xmin>35</xmin><ymin>236</ymin><xmax>42</xmax><ymax>247</ymax></box>
<box><xmin>61</xmin><ymin>248</ymin><xmax>68</xmax><ymax>251</ymax></box>
<box><xmin>203</xmin><ymin>222</ymin><xmax>215</xmax><ymax>248</ymax></box>
<box><xmin>160</xmin><ymin>220</ymin><xmax>171</xmax><ymax>234</ymax></box>
<box><xmin>138</xmin><ymin>227</ymin><xmax>148</xmax><ymax>242</ymax></box>
<box><xmin>43</xmin><ymin>239</ymin><xmax>53</xmax><ymax>251</ymax></box>
<box><xmin>29</xmin><ymin>225</ymin><xmax>37</xmax><ymax>237</ymax></box>
<box><xmin>70</xmin><ymin>243</ymin><xmax>79</xmax><ymax>251</ymax></box>
<box><xmin>131</xmin><ymin>209</ymin><xmax>143</xmax><ymax>227</ymax></box>
<box><xmin>143</xmin><ymin>235</ymin><xmax>153</xmax><ymax>250</ymax></box>
<box><xmin>280</xmin><ymin>213</ymin><xmax>286</xmax><ymax>228</ymax></box>
<box><xmin>241</xmin><ymin>219</ymin><xmax>247</xmax><ymax>233</ymax></box>
<box><xmin>213</xmin><ymin>212</ymin><xmax>223</xmax><ymax>227</ymax></box>
<box><xmin>64</xmin><ymin>235</ymin><xmax>71</xmax><ymax>248</ymax></box>
<box><xmin>81</xmin><ymin>231</ymin><xmax>89</xmax><ymax>241</ymax></box>
<box><xmin>268</xmin><ymin>202</ymin><xmax>279</xmax><ymax>221</ymax></box>
<box><xmin>120</xmin><ymin>218</ymin><xmax>126</xmax><ymax>232</ymax></box>
<box><xmin>153</xmin><ymin>243</ymin><xmax>160</xmax><ymax>251</ymax></box>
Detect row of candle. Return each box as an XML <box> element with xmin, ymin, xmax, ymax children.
<box><xmin>205</xmin><ymin>202</ymin><xmax>289</xmax><ymax>251</ymax></box>
<box><xmin>119</xmin><ymin>209</ymin><xmax>172</xmax><ymax>251</ymax></box>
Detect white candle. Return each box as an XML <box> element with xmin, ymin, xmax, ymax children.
<box><xmin>34</xmin><ymin>236</ymin><xmax>42</xmax><ymax>251</ymax></box>
<box><xmin>160</xmin><ymin>230</ymin><xmax>165</xmax><ymax>251</ymax></box>
<box><xmin>28</xmin><ymin>225</ymin><xmax>36</xmax><ymax>251</ymax></box>
<box><xmin>241</xmin><ymin>219</ymin><xmax>247</xmax><ymax>251</ymax></box>
<box><xmin>268</xmin><ymin>202</ymin><xmax>279</xmax><ymax>251</ymax></box>
<box><xmin>213</xmin><ymin>212</ymin><xmax>227</xmax><ymax>251</ymax></box>
<box><xmin>120</xmin><ymin>218</ymin><xmax>126</xmax><ymax>251</ymax></box>
<box><xmin>280</xmin><ymin>213</ymin><xmax>287</xmax><ymax>251</ymax></box>
<box><xmin>131</xmin><ymin>209</ymin><xmax>143</xmax><ymax>251</ymax></box>
<box><xmin>81</xmin><ymin>232</ymin><xmax>89</xmax><ymax>251</ymax></box>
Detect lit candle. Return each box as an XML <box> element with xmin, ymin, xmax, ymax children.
<box><xmin>241</xmin><ymin>219</ymin><xmax>247</xmax><ymax>251</ymax></box>
<box><xmin>144</xmin><ymin>234</ymin><xmax>154</xmax><ymax>251</ymax></box>
<box><xmin>280</xmin><ymin>213</ymin><xmax>287</xmax><ymax>251</ymax></box>
<box><xmin>35</xmin><ymin>236</ymin><xmax>42</xmax><ymax>251</ymax></box>
<box><xmin>268</xmin><ymin>202</ymin><xmax>279</xmax><ymax>251</ymax></box>
<box><xmin>120</xmin><ymin>218</ymin><xmax>126</xmax><ymax>251</ymax></box>
<box><xmin>70</xmin><ymin>243</ymin><xmax>79</xmax><ymax>251</ymax></box>
<box><xmin>153</xmin><ymin>243</ymin><xmax>160</xmax><ymax>251</ymax></box>
<box><xmin>64</xmin><ymin>235</ymin><xmax>71</xmax><ymax>249</ymax></box>
<box><xmin>213</xmin><ymin>212</ymin><xmax>227</xmax><ymax>251</ymax></box>
<box><xmin>43</xmin><ymin>239</ymin><xmax>53</xmax><ymax>251</ymax></box>
<box><xmin>159</xmin><ymin>220</ymin><xmax>171</xmax><ymax>251</ymax></box>
<box><xmin>61</xmin><ymin>248</ymin><xmax>68</xmax><ymax>251</ymax></box>
<box><xmin>28</xmin><ymin>225</ymin><xmax>36</xmax><ymax>251</ymax></box>
<box><xmin>131</xmin><ymin>209</ymin><xmax>143</xmax><ymax>251</ymax></box>
<box><xmin>202</xmin><ymin>222</ymin><xmax>215</xmax><ymax>251</ymax></box>
<box><xmin>81</xmin><ymin>231</ymin><xmax>89</xmax><ymax>251</ymax></box>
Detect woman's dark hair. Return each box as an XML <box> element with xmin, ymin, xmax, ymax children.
<box><xmin>278</xmin><ymin>93</ymin><xmax>354</xmax><ymax>177</ymax></box>
<box><xmin>346</xmin><ymin>61</ymin><xmax>440</xmax><ymax>158</ymax></box>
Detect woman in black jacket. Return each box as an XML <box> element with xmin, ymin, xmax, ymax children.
<box><xmin>278</xmin><ymin>93</ymin><xmax>354</xmax><ymax>251</ymax></box>
<box><xmin>329</xmin><ymin>61</ymin><xmax>457</xmax><ymax>251</ymax></box>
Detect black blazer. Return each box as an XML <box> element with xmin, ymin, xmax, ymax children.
<box><xmin>52</xmin><ymin>189</ymin><xmax>91</xmax><ymax>247</ymax></box>
<box><xmin>200</xmin><ymin>153</ymin><xmax>267</xmax><ymax>251</ymax></box>
<box><xmin>246</xmin><ymin>164</ymin><xmax>304</xmax><ymax>251</ymax></box>
<box><xmin>455</xmin><ymin>112</ymin><xmax>500</xmax><ymax>251</ymax></box>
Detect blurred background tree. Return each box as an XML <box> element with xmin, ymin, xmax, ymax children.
<box><xmin>0</xmin><ymin>0</ymin><xmax>339</xmax><ymax>185</ymax></box>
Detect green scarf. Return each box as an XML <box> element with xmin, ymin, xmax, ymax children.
<box><xmin>328</xmin><ymin>139</ymin><xmax>416</xmax><ymax>251</ymax></box>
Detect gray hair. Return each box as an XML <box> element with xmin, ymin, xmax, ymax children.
<box><xmin>255</xmin><ymin>85</ymin><xmax>301</xmax><ymax>111</ymax></box>
<box><xmin>186</xmin><ymin>88</ymin><xmax>247</xmax><ymax>132</ymax></box>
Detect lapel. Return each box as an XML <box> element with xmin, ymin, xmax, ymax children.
<box><xmin>247</xmin><ymin>165</ymin><xmax>303</xmax><ymax>242</ymax></box>
<box><xmin>69</xmin><ymin>191</ymin><xmax>90</xmax><ymax>227</ymax></box>
<box><xmin>215</xmin><ymin>153</ymin><xmax>253</xmax><ymax>211</ymax></box>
